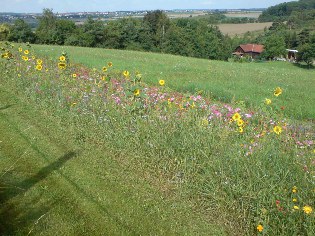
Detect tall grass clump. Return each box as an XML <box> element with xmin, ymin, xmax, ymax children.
<box><xmin>1</xmin><ymin>42</ymin><xmax>314</xmax><ymax>235</ymax></box>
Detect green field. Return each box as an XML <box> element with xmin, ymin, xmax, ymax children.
<box><xmin>33</xmin><ymin>44</ymin><xmax>315</xmax><ymax>120</ymax></box>
<box><xmin>1</xmin><ymin>43</ymin><xmax>314</xmax><ymax>235</ymax></box>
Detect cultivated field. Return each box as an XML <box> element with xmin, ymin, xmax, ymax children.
<box><xmin>1</xmin><ymin>42</ymin><xmax>314</xmax><ymax>235</ymax></box>
<box><xmin>218</xmin><ymin>22</ymin><xmax>273</xmax><ymax>35</ymax></box>
<box><xmin>224</xmin><ymin>11</ymin><xmax>262</xmax><ymax>18</ymax></box>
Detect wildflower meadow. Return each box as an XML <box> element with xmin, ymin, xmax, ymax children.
<box><xmin>0</xmin><ymin>42</ymin><xmax>314</xmax><ymax>235</ymax></box>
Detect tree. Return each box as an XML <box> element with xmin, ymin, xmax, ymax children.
<box><xmin>0</xmin><ymin>23</ymin><xmax>10</xmax><ymax>41</ymax></box>
<box><xmin>36</xmin><ymin>8</ymin><xmax>57</xmax><ymax>44</ymax></box>
<box><xmin>297</xmin><ymin>43</ymin><xmax>315</xmax><ymax>67</ymax></box>
<box><xmin>262</xmin><ymin>34</ymin><xmax>286</xmax><ymax>59</ymax></box>
<box><xmin>8</xmin><ymin>19</ymin><xmax>35</xmax><ymax>43</ymax></box>
<box><xmin>143</xmin><ymin>10</ymin><xmax>170</xmax><ymax>49</ymax></box>
<box><xmin>54</xmin><ymin>19</ymin><xmax>76</xmax><ymax>45</ymax></box>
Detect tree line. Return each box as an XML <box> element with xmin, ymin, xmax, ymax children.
<box><xmin>1</xmin><ymin>8</ymin><xmax>315</xmax><ymax>65</ymax></box>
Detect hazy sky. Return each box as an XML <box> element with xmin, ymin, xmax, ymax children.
<box><xmin>0</xmin><ymin>0</ymin><xmax>296</xmax><ymax>13</ymax></box>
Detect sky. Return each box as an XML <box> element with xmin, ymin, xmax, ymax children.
<box><xmin>0</xmin><ymin>0</ymin><xmax>296</xmax><ymax>13</ymax></box>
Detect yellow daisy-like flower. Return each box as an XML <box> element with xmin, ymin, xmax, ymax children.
<box><xmin>273</xmin><ymin>126</ymin><xmax>282</xmax><ymax>135</ymax></box>
<box><xmin>59</xmin><ymin>55</ymin><xmax>66</xmax><ymax>62</ymax></box>
<box><xmin>303</xmin><ymin>205</ymin><xmax>313</xmax><ymax>214</ymax></box>
<box><xmin>292</xmin><ymin>186</ymin><xmax>297</xmax><ymax>193</ymax></box>
<box><xmin>239</xmin><ymin>127</ymin><xmax>244</xmax><ymax>133</ymax></box>
<box><xmin>133</xmin><ymin>89</ymin><xmax>140</xmax><ymax>96</ymax></box>
<box><xmin>1</xmin><ymin>53</ymin><xmax>8</xmax><ymax>59</ymax></box>
<box><xmin>265</xmin><ymin>98</ymin><xmax>272</xmax><ymax>105</ymax></box>
<box><xmin>36</xmin><ymin>59</ymin><xmax>43</xmax><ymax>64</ymax></box>
<box><xmin>35</xmin><ymin>64</ymin><xmax>42</xmax><ymax>71</ymax></box>
<box><xmin>102</xmin><ymin>66</ymin><xmax>108</xmax><ymax>72</ymax></box>
<box><xmin>22</xmin><ymin>56</ymin><xmax>28</xmax><ymax>61</ymax></box>
<box><xmin>24</xmin><ymin>49</ymin><xmax>29</xmax><ymax>55</ymax></box>
<box><xmin>293</xmin><ymin>198</ymin><xmax>297</xmax><ymax>202</ymax></box>
<box><xmin>32</xmin><ymin>56</ymin><xmax>35</xmax><ymax>60</ymax></box>
<box><xmin>257</xmin><ymin>224</ymin><xmax>263</xmax><ymax>232</ymax></box>
<box><xmin>123</xmin><ymin>70</ymin><xmax>130</xmax><ymax>77</ymax></box>
<box><xmin>293</xmin><ymin>206</ymin><xmax>299</xmax><ymax>210</ymax></box>
<box><xmin>18</xmin><ymin>47</ymin><xmax>23</xmax><ymax>52</ymax></box>
<box><xmin>201</xmin><ymin>118</ymin><xmax>209</xmax><ymax>127</ymax></box>
<box><xmin>274</xmin><ymin>87</ymin><xmax>282</xmax><ymax>97</ymax></box>
<box><xmin>108</xmin><ymin>62</ymin><xmax>113</xmax><ymax>67</ymax></box>
<box><xmin>58</xmin><ymin>62</ymin><xmax>66</xmax><ymax>70</ymax></box>
<box><xmin>237</xmin><ymin>119</ymin><xmax>244</xmax><ymax>127</ymax></box>
<box><xmin>232</xmin><ymin>113</ymin><xmax>241</xmax><ymax>121</ymax></box>
<box><xmin>72</xmin><ymin>73</ymin><xmax>77</xmax><ymax>78</ymax></box>
<box><xmin>159</xmin><ymin>80</ymin><xmax>165</xmax><ymax>86</ymax></box>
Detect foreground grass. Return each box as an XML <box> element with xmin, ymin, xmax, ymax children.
<box><xmin>32</xmin><ymin>44</ymin><xmax>315</xmax><ymax>120</ymax></box>
<box><xmin>1</xmin><ymin>42</ymin><xmax>314</xmax><ymax>235</ymax></box>
<box><xmin>0</xmin><ymin>86</ymin><xmax>226</xmax><ymax>235</ymax></box>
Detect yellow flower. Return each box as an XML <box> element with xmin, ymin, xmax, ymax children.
<box><xmin>22</xmin><ymin>56</ymin><xmax>28</xmax><ymax>61</ymax></box>
<box><xmin>123</xmin><ymin>70</ymin><xmax>130</xmax><ymax>77</ymax></box>
<box><xmin>18</xmin><ymin>47</ymin><xmax>22</xmax><ymax>52</ymax></box>
<box><xmin>201</xmin><ymin>118</ymin><xmax>209</xmax><ymax>127</ymax></box>
<box><xmin>32</xmin><ymin>56</ymin><xmax>35</xmax><ymax>60</ymax></box>
<box><xmin>273</xmin><ymin>126</ymin><xmax>282</xmax><ymax>135</ymax></box>
<box><xmin>59</xmin><ymin>55</ymin><xmax>66</xmax><ymax>62</ymax></box>
<box><xmin>293</xmin><ymin>198</ymin><xmax>297</xmax><ymax>202</ymax></box>
<box><xmin>24</xmin><ymin>49</ymin><xmax>29</xmax><ymax>55</ymax></box>
<box><xmin>265</xmin><ymin>98</ymin><xmax>272</xmax><ymax>105</ymax></box>
<box><xmin>102</xmin><ymin>66</ymin><xmax>107</xmax><ymax>72</ymax></box>
<box><xmin>72</xmin><ymin>73</ymin><xmax>77</xmax><ymax>78</ymax></box>
<box><xmin>237</xmin><ymin>119</ymin><xmax>244</xmax><ymax>127</ymax></box>
<box><xmin>274</xmin><ymin>87</ymin><xmax>282</xmax><ymax>97</ymax></box>
<box><xmin>292</xmin><ymin>186</ymin><xmax>297</xmax><ymax>193</ymax></box>
<box><xmin>232</xmin><ymin>113</ymin><xmax>241</xmax><ymax>121</ymax></box>
<box><xmin>108</xmin><ymin>62</ymin><xmax>113</xmax><ymax>67</ymax></box>
<box><xmin>1</xmin><ymin>53</ymin><xmax>9</xmax><ymax>59</ymax></box>
<box><xmin>303</xmin><ymin>206</ymin><xmax>313</xmax><ymax>214</ymax></box>
<box><xmin>35</xmin><ymin>64</ymin><xmax>42</xmax><ymax>71</ymax></box>
<box><xmin>257</xmin><ymin>224</ymin><xmax>263</xmax><ymax>232</ymax></box>
<box><xmin>159</xmin><ymin>80</ymin><xmax>165</xmax><ymax>86</ymax></box>
<box><xmin>239</xmin><ymin>127</ymin><xmax>244</xmax><ymax>133</ymax></box>
<box><xmin>133</xmin><ymin>89</ymin><xmax>140</xmax><ymax>96</ymax></box>
<box><xmin>58</xmin><ymin>62</ymin><xmax>66</xmax><ymax>70</ymax></box>
<box><xmin>293</xmin><ymin>206</ymin><xmax>299</xmax><ymax>210</ymax></box>
<box><xmin>36</xmin><ymin>59</ymin><xmax>43</xmax><ymax>64</ymax></box>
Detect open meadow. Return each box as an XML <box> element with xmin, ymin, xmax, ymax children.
<box><xmin>1</xmin><ymin>42</ymin><xmax>314</xmax><ymax>235</ymax></box>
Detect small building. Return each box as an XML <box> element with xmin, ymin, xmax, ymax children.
<box><xmin>233</xmin><ymin>44</ymin><xmax>264</xmax><ymax>59</ymax></box>
<box><xmin>286</xmin><ymin>49</ymin><xmax>298</xmax><ymax>61</ymax></box>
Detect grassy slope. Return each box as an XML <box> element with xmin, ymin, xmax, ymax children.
<box><xmin>33</xmin><ymin>44</ymin><xmax>315</xmax><ymax>120</ymax></box>
<box><xmin>0</xmin><ymin>88</ymin><xmax>226</xmax><ymax>235</ymax></box>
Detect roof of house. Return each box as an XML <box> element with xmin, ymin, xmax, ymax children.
<box><xmin>238</xmin><ymin>44</ymin><xmax>264</xmax><ymax>53</ymax></box>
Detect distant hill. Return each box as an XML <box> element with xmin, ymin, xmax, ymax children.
<box><xmin>259</xmin><ymin>0</ymin><xmax>315</xmax><ymax>22</ymax></box>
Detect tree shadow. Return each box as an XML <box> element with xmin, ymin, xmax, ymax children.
<box><xmin>293</xmin><ymin>63</ymin><xmax>315</xmax><ymax>70</ymax></box>
<box><xmin>0</xmin><ymin>151</ymin><xmax>76</xmax><ymax>235</ymax></box>
<box><xmin>0</xmin><ymin>104</ymin><xmax>15</xmax><ymax>111</ymax></box>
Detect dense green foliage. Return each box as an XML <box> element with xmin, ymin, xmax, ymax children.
<box><xmin>259</xmin><ymin>0</ymin><xmax>315</xmax><ymax>22</ymax></box>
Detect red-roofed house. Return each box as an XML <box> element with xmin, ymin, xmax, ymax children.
<box><xmin>233</xmin><ymin>44</ymin><xmax>264</xmax><ymax>59</ymax></box>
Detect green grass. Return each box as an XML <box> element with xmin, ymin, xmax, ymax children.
<box><xmin>0</xmin><ymin>86</ymin><xmax>226</xmax><ymax>235</ymax></box>
<box><xmin>33</xmin><ymin>44</ymin><xmax>315</xmax><ymax>120</ymax></box>
<box><xmin>1</xmin><ymin>42</ymin><xmax>314</xmax><ymax>235</ymax></box>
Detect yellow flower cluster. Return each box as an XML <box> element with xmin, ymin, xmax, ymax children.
<box><xmin>232</xmin><ymin>112</ymin><xmax>245</xmax><ymax>133</ymax></box>
<box><xmin>58</xmin><ymin>55</ymin><xmax>67</xmax><ymax>70</ymax></box>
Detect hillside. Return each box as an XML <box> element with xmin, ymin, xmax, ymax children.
<box><xmin>1</xmin><ymin>43</ymin><xmax>314</xmax><ymax>235</ymax></box>
<box><xmin>259</xmin><ymin>0</ymin><xmax>315</xmax><ymax>22</ymax></box>
<box><xmin>33</xmin><ymin>44</ymin><xmax>315</xmax><ymax>120</ymax></box>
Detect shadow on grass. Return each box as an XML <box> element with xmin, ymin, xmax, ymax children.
<box><xmin>0</xmin><ymin>104</ymin><xmax>15</xmax><ymax>111</ymax></box>
<box><xmin>0</xmin><ymin>151</ymin><xmax>76</xmax><ymax>235</ymax></box>
<box><xmin>293</xmin><ymin>63</ymin><xmax>315</xmax><ymax>70</ymax></box>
